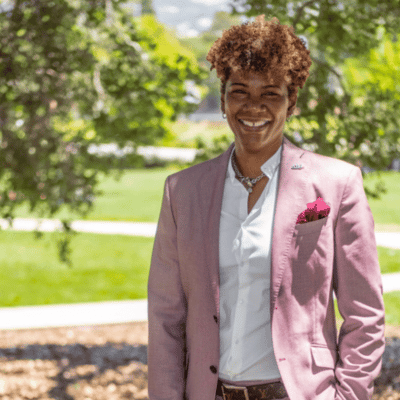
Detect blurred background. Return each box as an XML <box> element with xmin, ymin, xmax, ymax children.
<box><xmin>0</xmin><ymin>0</ymin><xmax>400</xmax><ymax>397</ymax></box>
<box><xmin>1</xmin><ymin>0</ymin><xmax>400</xmax><ymax>316</ymax></box>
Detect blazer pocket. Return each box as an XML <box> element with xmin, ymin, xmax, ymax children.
<box><xmin>311</xmin><ymin>345</ymin><xmax>337</xmax><ymax>369</ymax></box>
<box><xmin>293</xmin><ymin>216</ymin><xmax>328</xmax><ymax>237</ymax></box>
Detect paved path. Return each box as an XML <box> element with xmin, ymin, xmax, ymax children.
<box><xmin>2</xmin><ymin>271</ymin><xmax>400</xmax><ymax>330</ymax></box>
<box><xmin>2</xmin><ymin>218</ymin><xmax>400</xmax><ymax>247</ymax></box>
<box><xmin>0</xmin><ymin>217</ymin><xmax>399</xmax><ymax>330</ymax></box>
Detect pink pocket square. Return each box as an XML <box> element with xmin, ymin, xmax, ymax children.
<box><xmin>296</xmin><ymin>197</ymin><xmax>330</xmax><ymax>225</ymax></box>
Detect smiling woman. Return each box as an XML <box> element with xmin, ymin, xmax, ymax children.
<box><xmin>147</xmin><ymin>13</ymin><xmax>386</xmax><ymax>400</ymax></box>
<box><xmin>206</xmin><ymin>14</ymin><xmax>312</xmax><ymax>180</ymax></box>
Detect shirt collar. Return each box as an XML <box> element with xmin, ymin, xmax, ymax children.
<box><xmin>227</xmin><ymin>142</ymin><xmax>283</xmax><ymax>185</ymax></box>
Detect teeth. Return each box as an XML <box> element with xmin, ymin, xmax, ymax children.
<box><xmin>240</xmin><ymin>119</ymin><xmax>269</xmax><ymax>127</ymax></box>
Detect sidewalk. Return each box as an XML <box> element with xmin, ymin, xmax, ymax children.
<box><xmin>0</xmin><ymin>217</ymin><xmax>399</xmax><ymax>330</ymax></box>
<box><xmin>2</xmin><ymin>217</ymin><xmax>400</xmax><ymax>248</ymax></box>
<box><xmin>0</xmin><ymin>300</ymin><xmax>148</xmax><ymax>330</ymax></box>
<box><xmin>2</xmin><ymin>269</ymin><xmax>400</xmax><ymax>330</ymax></box>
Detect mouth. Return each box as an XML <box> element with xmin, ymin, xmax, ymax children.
<box><xmin>238</xmin><ymin>119</ymin><xmax>271</xmax><ymax>131</ymax></box>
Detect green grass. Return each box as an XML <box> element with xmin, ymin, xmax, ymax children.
<box><xmin>155</xmin><ymin>119</ymin><xmax>234</xmax><ymax>148</ymax></box>
<box><xmin>363</xmin><ymin>170</ymin><xmax>400</xmax><ymax>228</ymax></box>
<box><xmin>8</xmin><ymin>168</ymin><xmax>400</xmax><ymax>230</ymax></box>
<box><xmin>10</xmin><ymin>167</ymin><xmax>181</xmax><ymax>223</ymax></box>
<box><xmin>334</xmin><ymin>291</ymin><xmax>400</xmax><ymax>329</ymax></box>
<box><xmin>1</xmin><ymin>229</ymin><xmax>400</xmax><ymax>327</ymax></box>
<box><xmin>378</xmin><ymin>246</ymin><xmax>400</xmax><ymax>274</ymax></box>
<box><xmin>0</xmin><ymin>230</ymin><xmax>153</xmax><ymax>307</ymax></box>
<box><xmin>381</xmin><ymin>291</ymin><xmax>400</xmax><ymax>325</ymax></box>
<box><xmin>2</xmin><ymin>128</ymin><xmax>400</xmax><ymax>326</ymax></box>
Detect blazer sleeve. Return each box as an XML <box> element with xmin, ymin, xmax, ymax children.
<box><xmin>333</xmin><ymin>166</ymin><xmax>385</xmax><ymax>400</ymax></box>
<box><xmin>147</xmin><ymin>175</ymin><xmax>188</xmax><ymax>400</ymax></box>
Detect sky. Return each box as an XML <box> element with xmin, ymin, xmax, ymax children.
<box><xmin>131</xmin><ymin>0</ymin><xmax>250</xmax><ymax>38</ymax></box>
<box><xmin>0</xmin><ymin>0</ymin><xmax>257</xmax><ymax>39</ymax></box>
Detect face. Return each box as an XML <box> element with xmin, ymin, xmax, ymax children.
<box><xmin>221</xmin><ymin>70</ymin><xmax>296</xmax><ymax>157</ymax></box>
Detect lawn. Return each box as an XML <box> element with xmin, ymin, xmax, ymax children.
<box><xmin>9</xmin><ymin>168</ymin><xmax>400</xmax><ymax>231</ymax></box>
<box><xmin>1</xmin><ymin>229</ymin><xmax>399</xmax><ymax>325</ymax></box>
<box><xmin>2</xmin><ymin>136</ymin><xmax>400</xmax><ymax>326</ymax></box>
<box><xmin>0</xmin><ymin>230</ymin><xmax>153</xmax><ymax>307</ymax></box>
<box><xmin>10</xmin><ymin>167</ymin><xmax>179</xmax><ymax>223</ymax></box>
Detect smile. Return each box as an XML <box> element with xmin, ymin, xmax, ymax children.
<box><xmin>238</xmin><ymin>119</ymin><xmax>270</xmax><ymax>130</ymax></box>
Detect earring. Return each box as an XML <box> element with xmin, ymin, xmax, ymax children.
<box><xmin>222</xmin><ymin>113</ymin><xmax>226</xmax><ymax>119</ymax></box>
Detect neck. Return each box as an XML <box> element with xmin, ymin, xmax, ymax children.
<box><xmin>233</xmin><ymin>138</ymin><xmax>282</xmax><ymax>178</ymax></box>
<box><xmin>233</xmin><ymin>151</ymin><xmax>264</xmax><ymax>179</ymax></box>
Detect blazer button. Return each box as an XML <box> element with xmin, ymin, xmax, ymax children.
<box><xmin>214</xmin><ymin>315</ymin><xmax>218</xmax><ymax>323</ymax></box>
<box><xmin>210</xmin><ymin>366</ymin><xmax>217</xmax><ymax>374</ymax></box>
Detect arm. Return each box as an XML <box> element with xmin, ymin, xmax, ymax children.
<box><xmin>148</xmin><ymin>175</ymin><xmax>188</xmax><ymax>400</ymax></box>
<box><xmin>333</xmin><ymin>166</ymin><xmax>385</xmax><ymax>400</ymax></box>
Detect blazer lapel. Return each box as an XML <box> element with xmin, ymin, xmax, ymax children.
<box><xmin>270</xmin><ymin>136</ymin><xmax>307</xmax><ymax>320</ymax></box>
<box><xmin>202</xmin><ymin>141</ymin><xmax>235</xmax><ymax>319</ymax></box>
<box><xmin>205</xmin><ymin>137</ymin><xmax>307</xmax><ymax>323</ymax></box>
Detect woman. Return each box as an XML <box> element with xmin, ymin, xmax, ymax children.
<box><xmin>147</xmin><ymin>15</ymin><xmax>385</xmax><ymax>400</ymax></box>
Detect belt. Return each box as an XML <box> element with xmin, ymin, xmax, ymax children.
<box><xmin>216</xmin><ymin>379</ymin><xmax>288</xmax><ymax>400</ymax></box>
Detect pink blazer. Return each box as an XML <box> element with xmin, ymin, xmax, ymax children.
<box><xmin>147</xmin><ymin>135</ymin><xmax>385</xmax><ymax>400</ymax></box>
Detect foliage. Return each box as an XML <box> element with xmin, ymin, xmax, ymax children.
<box><xmin>190</xmin><ymin>0</ymin><xmax>400</xmax><ymax>198</ymax></box>
<box><xmin>341</xmin><ymin>28</ymin><xmax>400</xmax><ymax>101</ymax></box>
<box><xmin>0</xmin><ymin>0</ymin><xmax>208</xmax><ymax>266</ymax></box>
<box><xmin>178</xmin><ymin>11</ymin><xmax>243</xmax><ymax>107</ymax></box>
<box><xmin>140</xmin><ymin>0</ymin><xmax>156</xmax><ymax>16</ymax></box>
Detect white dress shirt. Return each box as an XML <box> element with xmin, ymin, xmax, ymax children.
<box><xmin>218</xmin><ymin>143</ymin><xmax>282</xmax><ymax>385</ymax></box>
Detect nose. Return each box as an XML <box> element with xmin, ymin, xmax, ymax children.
<box><xmin>244</xmin><ymin>102</ymin><xmax>267</xmax><ymax>115</ymax></box>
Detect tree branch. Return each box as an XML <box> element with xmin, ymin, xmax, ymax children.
<box><xmin>292</xmin><ymin>0</ymin><xmax>319</xmax><ymax>28</ymax></box>
<box><xmin>310</xmin><ymin>55</ymin><xmax>342</xmax><ymax>80</ymax></box>
<box><xmin>310</xmin><ymin>55</ymin><xmax>352</xmax><ymax>108</ymax></box>
<box><xmin>11</xmin><ymin>0</ymin><xmax>22</xmax><ymax>23</ymax></box>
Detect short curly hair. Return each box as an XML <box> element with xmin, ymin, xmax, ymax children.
<box><xmin>206</xmin><ymin>14</ymin><xmax>312</xmax><ymax>116</ymax></box>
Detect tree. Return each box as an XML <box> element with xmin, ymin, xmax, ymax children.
<box><xmin>140</xmin><ymin>0</ymin><xmax>155</xmax><ymax>16</ymax></box>
<box><xmin>178</xmin><ymin>11</ymin><xmax>242</xmax><ymax>112</ymax></box>
<box><xmin>341</xmin><ymin>27</ymin><xmax>400</xmax><ymax>101</ymax></box>
<box><xmin>0</xmin><ymin>0</ymin><xmax>208</xmax><ymax>266</ymax></box>
<box><xmin>192</xmin><ymin>0</ymin><xmax>400</xmax><ymax>200</ymax></box>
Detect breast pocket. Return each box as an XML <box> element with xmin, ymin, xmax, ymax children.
<box><xmin>293</xmin><ymin>216</ymin><xmax>329</xmax><ymax>237</ymax></box>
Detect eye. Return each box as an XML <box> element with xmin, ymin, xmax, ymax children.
<box><xmin>232</xmin><ymin>90</ymin><xmax>278</xmax><ymax>96</ymax></box>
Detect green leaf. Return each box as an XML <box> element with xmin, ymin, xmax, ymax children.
<box><xmin>154</xmin><ymin>98</ymin><xmax>174</xmax><ymax>119</ymax></box>
<box><xmin>91</xmin><ymin>45</ymin><xmax>110</xmax><ymax>63</ymax></box>
<box><xmin>384</xmin><ymin>40</ymin><xmax>395</xmax><ymax>68</ymax></box>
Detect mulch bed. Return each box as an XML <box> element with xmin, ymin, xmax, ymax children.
<box><xmin>0</xmin><ymin>322</ymin><xmax>399</xmax><ymax>399</ymax></box>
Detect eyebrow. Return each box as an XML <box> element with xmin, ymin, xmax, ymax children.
<box><xmin>230</xmin><ymin>83</ymin><xmax>280</xmax><ymax>89</ymax></box>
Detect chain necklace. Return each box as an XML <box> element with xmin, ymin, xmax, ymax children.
<box><xmin>231</xmin><ymin>150</ymin><xmax>266</xmax><ymax>193</ymax></box>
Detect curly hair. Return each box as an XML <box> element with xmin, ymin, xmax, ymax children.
<box><xmin>206</xmin><ymin>15</ymin><xmax>312</xmax><ymax>116</ymax></box>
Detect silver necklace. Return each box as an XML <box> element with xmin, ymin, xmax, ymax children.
<box><xmin>231</xmin><ymin>150</ymin><xmax>266</xmax><ymax>193</ymax></box>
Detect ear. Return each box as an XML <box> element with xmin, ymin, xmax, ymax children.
<box><xmin>221</xmin><ymin>93</ymin><xmax>225</xmax><ymax>114</ymax></box>
<box><xmin>286</xmin><ymin>94</ymin><xmax>298</xmax><ymax>118</ymax></box>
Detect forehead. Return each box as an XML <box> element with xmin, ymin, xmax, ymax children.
<box><xmin>227</xmin><ymin>70</ymin><xmax>286</xmax><ymax>89</ymax></box>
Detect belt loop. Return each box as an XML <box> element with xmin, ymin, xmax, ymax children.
<box><xmin>221</xmin><ymin>384</ymin><xmax>250</xmax><ymax>400</ymax></box>
<box><xmin>221</xmin><ymin>384</ymin><xmax>226</xmax><ymax>400</ymax></box>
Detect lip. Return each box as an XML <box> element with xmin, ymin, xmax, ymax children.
<box><xmin>238</xmin><ymin>118</ymin><xmax>271</xmax><ymax>131</ymax></box>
